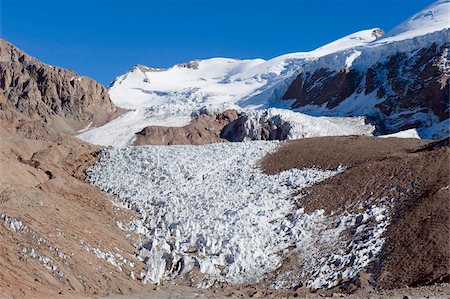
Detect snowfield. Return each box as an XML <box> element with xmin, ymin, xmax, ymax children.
<box><xmin>108</xmin><ymin>29</ymin><xmax>381</xmax><ymax>111</ymax></box>
<box><xmin>86</xmin><ymin>142</ymin><xmax>390</xmax><ymax>289</ymax></box>
<box><xmin>375</xmin><ymin>0</ymin><xmax>449</xmax><ymax>43</ymax></box>
<box><xmin>78</xmin><ymin>29</ymin><xmax>382</xmax><ymax>147</ymax></box>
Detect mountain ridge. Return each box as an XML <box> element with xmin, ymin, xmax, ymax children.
<box><xmin>77</xmin><ymin>0</ymin><xmax>448</xmax><ymax>146</ymax></box>
<box><xmin>0</xmin><ymin>38</ymin><xmax>123</xmax><ymax>134</ymax></box>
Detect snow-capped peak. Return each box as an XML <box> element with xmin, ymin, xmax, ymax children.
<box><xmin>108</xmin><ymin>27</ymin><xmax>384</xmax><ymax>111</ymax></box>
<box><xmin>309</xmin><ymin>28</ymin><xmax>384</xmax><ymax>57</ymax></box>
<box><xmin>79</xmin><ymin>1</ymin><xmax>449</xmax><ymax>147</ymax></box>
<box><xmin>377</xmin><ymin>0</ymin><xmax>449</xmax><ymax>43</ymax></box>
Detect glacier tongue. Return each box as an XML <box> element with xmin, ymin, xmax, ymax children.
<box><xmin>86</xmin><ymin>142</ymin><xmax>390</xmax><ymax>288</ymax></box>
<box><xmin>86</xmin><ymin>142</ymin><xmax>339</xmax><ymax>284</ymax></box>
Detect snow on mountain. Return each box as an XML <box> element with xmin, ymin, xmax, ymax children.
<box><xmin>282</xmin><ymin>1</ymin><xmax>449</xmax><ymax>139</ymax></box>
<box><xmin>108</xmin><ymin>28</ymin><xmax>381</xmax><ymax>111</ymax></box>
<box><xmin>109</xmin><ymin>58</ymin><xmax>261</xmax><ymax>110</ymax></box>
<box><xmin>78</xmin><ymin>1</ymin><xmax>449</xmax><ymax>146</ymax></box>
<box><xmin>376</xmin><ymin>0</ymin><xmax>449</xmax><ymax>43</ymax></box>
<box><xmin>79</xmin><ymin>29</ymin><xmax>380</xmax><ymax>146</ymax></box>
<box><xmin>86</xmin><ymin>142</ymin><xmax>389</xmax><ymax>288</ymax></box>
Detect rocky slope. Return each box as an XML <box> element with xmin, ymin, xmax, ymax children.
<box><xmin>0</xmin><ymin>39</ymin><xmax>122</xmax><ymax>134</ymax></box>
<box><xmin>0</xmin><ymin>94</ymin><xmax>147</xmax><ymax>298</ymax></box>
<box><xmin>261</xmin><ymin>136</ymin><xmax>449</xmax><ymax>292</ymax></box>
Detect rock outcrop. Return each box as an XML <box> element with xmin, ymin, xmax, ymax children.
<box><xmin>0</xmin><ymin>38</ymin><xmax>122</xmax><ymax>133</ymax></box>
<box><xmin>133</xmin><ymin>109</ymin><xmax>238</xmax><ymax>145</ymax></box>
<box><xmin>283</xmin><ymin>43</ymin><xmax>449</xmax><ymax>136</ymax></box>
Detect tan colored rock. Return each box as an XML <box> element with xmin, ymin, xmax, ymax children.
<box><xmin>0</xmin><ymin>93</ymin><xmax>147</xmax><ymax>298</ymax></box>
<box><xmin>133</xmin><ymin>109</ymin><xmax>239</xmax><ymax>145</ymax></box>
<box><xmin>0</xmin><ymin>38</ymin><xmax>124</xmax><ymax>134</ymax></box>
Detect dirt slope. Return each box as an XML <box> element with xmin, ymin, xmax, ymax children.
<box><xmin>261</xmin><ymin>136</ymin><xmax>449</xmax><ymax>291</ymax></box>
<box><xmin>0</xmin><ymin>95</ymin><xmax>146</xmax><ymax>298</ymax></box>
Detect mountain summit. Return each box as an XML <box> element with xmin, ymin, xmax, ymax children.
<box><xmin>78</xmin><ymin>1</ymin><xmax>448</xmax><ymax>147</ymax></box>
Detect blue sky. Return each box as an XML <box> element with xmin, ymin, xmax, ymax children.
<box><xmin>1</xmin><ymin>0</ymin><xmax>436</xmax><ymax>85</ymax></box>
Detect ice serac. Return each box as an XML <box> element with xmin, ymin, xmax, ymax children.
<box><xmin>221</xmin><ymin>109</ymin><xmax>374</xmax><ymax>142</ymax></box>
<box><xmin>0</xmin><ymin>39</ymin><xmax>121</xmax><ymax>133</ymax></box>
<box><xmin>282</xmin><ymin>0</ymin><xmax>449</xmax><ymax>139</ymax></box>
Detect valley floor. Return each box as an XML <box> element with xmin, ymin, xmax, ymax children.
<box><xmin>104</xmin><ymin>282</ymin><xmax>450</xmax><ymax>299</ymax></box>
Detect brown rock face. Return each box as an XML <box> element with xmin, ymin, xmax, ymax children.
<box><xmin>0</xmin><ymin>42</ymin><xmax>143</xmax><ymax>296</ymax></box>
<box><xmin>0</xmin><ymin>38</ymin><xmax>122</xmax><ymax>133</ymax></box>
<box><xmin>133</xmin><ymin>109</ymin><xmax>239</xmax><ymax>145</ymax></box>
<box><xmin>284</xmin><ymin>69</ymin><xmax>362</xmax><ymax>109</ymax></box>
<box><xmin>283</xmin><ymin>43</ymin><xmax>449</xmax><ymax>134</ymax></box>
<box><xmin>373</xmin><ymin>44</ymin><xmax>449</xmax><ymax>127</ymax></box>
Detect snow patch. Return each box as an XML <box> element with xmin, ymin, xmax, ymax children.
<box><xmin>379</xmin><ymin>128</ymin><xmax>420</xmax><ymax>139</ymax></box>
<box><xmin>1</xmin><ymin>213</ymin><xmax>28</xmax><ymax>232</ymax></box>
<box><xmin>345</xmin><ymin>50</ymin><xmax>362</xmax><ymax>69</ymax></box>
<box><xmin>21</xmin><ymin>247</ymin><xmax>65</xmax><ymax>277</ymax></box>
<box><xmin>80</xmin><ymin>240</ymin><xmax>135</xmax><ymax>271</ymax></box>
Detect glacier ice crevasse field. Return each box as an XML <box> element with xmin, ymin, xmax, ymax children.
<box><xmin>86</xmin><ymin>142</ymin><xmax>390</xmax><ymax>289</ymax></box>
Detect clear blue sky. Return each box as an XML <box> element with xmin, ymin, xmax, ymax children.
<box><xmin>0</xmin><ymin>0</ymin><xmax>436</xmax><ymax>86</ymax></box>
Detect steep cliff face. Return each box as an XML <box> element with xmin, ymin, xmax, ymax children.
<box><xmin>283</xmin><ymin>42</ymin><xmax>449</xmax><ymax>136</ymax></box>
<box><xmin>284</xmin><ymin>69</ymin><xmax>363</xmax><ymax>110</ymax></box>
<box><xmin>0</xmin><ymin>39</ymin><xmax>121</xmax><ymax>133</ymax></box>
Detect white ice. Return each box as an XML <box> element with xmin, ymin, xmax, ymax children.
<box><xmin>86</xmin><ymin>142</ymin><xmax>390</xmax><ymax>288</ymax></box>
